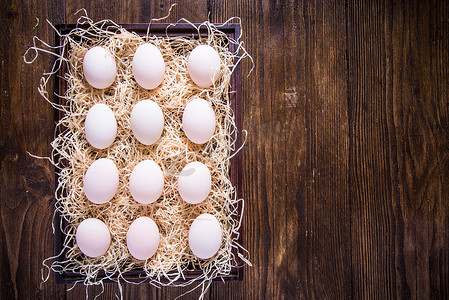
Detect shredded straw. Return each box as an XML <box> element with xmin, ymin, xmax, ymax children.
<box><xmin>25</xmin><ymin>9</ymin><xmax>252</xmax><ymax>299</ymax></box>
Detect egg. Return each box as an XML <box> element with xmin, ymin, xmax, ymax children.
<box><xmin>189</xmin><ymin>214</ymin><xmax>222</xmax><ymax>259</ymax></box>
<box><xmin>129</xmin><ymin>160</ymin><xmax>164</xmax><ymax>204</ymax></box>
<box><xmin>130</xmin><ymin>100</ymin><xmax>164</xmax><ymax>145</ymax></box>
<box><xmin>126</xmin><ymin>217</ymin><xmax>160</xmax><ymax>260</ymax></box>
<box><xmin>132</xmin><ymin>43</ymin><xmax>165</xmax><ymax>89</ymax></box>
<box><xmin>182</xmin><ymin>98</ymin><xmax>216</xmax><ymax>144</ymax></box>
<box><xmin>84</xmin><ymin>158</ymin><xmax>119</xmax><ymax>204</ymax></box>
<box><xmin>187</xmin><ymin>45</ymin><xmax>221</xmax><ymax>88</ymax></box>
<box><xmin>83</xmin><ymin>46</ymin><xmax>117</xmax><ymax>89</ymax></box>
<box><xmin>76</xmin><ymin>218</ymin><xmax>111</xmax><ymax>258</ymax></box>
<box><xmin>85</xmin><ymin>104</ymin><xmax>117</xmax><ymax>149</ymax></box>
<box><xmin>178</xmin><ymin>161</ymin><xmax>211</xmax><ymax>204</ymax></box>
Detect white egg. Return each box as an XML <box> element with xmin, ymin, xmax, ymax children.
<box><xmin>84</xmin><ymin>158</ymin><xmax>119</xmax><ymax>204</ymax></box>
<box><xmin>132</xmin><ymin>44</ymin><xmax>165</xmax><ymax>89</ymax></box>
<box><xmin>126</xmin><ymin>217</ymin><xmax>160</xmax><ymax>260</ymax></box>
<box><xmin>178</xmin><ymin>161</ymin><xmax>211</xmax><ymax>204</ymax></box>
<box><xmin>129</xmin><ymin>160</ymin><xmax>164</xmax><ymax>204</ymax></box>
<box><xmin>85</xmin><ymin>104</ymin><xmax>117</xmax><ymax>149</ymax></box>
<box><xmin>187</xmin><ymin>45</ymin><xmax>221</xmax><ymax>88</ymax></box>
<box><xmin>182</xmin><ymin>98</ymin><xmax>215</xmax><ymax>144</ymax></box>
<box><xmin>131</xmin><ymin>100</ymin><xmax>164</xmax><ymax>145</ymax></box>
<box><xmin>189</xmin><ymin>214</ymin><xmax>222</xmax><ymax>259</ymax></box>
<box><xmin>76</xmin><ymin>218</ymin><xmax>111</xmax><ymax>258</ymax></box>
<box><xmin>83</xmin><ymin>46</ymin><xmax>117</xmax><ymax>89</ymax></box>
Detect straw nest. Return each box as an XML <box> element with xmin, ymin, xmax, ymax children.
<box><xmin>24</xmin><ymin>10</ymin><xmax>251</xmax><ymax>296</ymax></box>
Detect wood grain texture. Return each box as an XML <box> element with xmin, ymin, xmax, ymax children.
<box><xmin>1</xmin><ymin>0</ymin><xmax>448</xmax><ymax>299</ymax></box>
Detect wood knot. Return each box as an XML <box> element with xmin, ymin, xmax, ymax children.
<box><xmin>7</xmin><ymin>10</ymin><xmax>18</xmax><ymax>18</ymax></box>
<box><xmin>284</xmin><ymin>87</ymin><xmax>299</xmax><ymax>108</ymax></box>
<box><xmin>25</xmin><ymin>163</ymin><xmax>51</xmax><ymax>198</ymax></box>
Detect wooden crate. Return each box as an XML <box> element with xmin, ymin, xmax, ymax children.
<box><xmin>53</xmin><ymin>23</ymin><xmax>243</xmax><ymax>284</ymax></box>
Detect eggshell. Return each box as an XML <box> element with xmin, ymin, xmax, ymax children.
<box><xmin>189</xmin><ymin>214</ymin><xmax>222</xmax><ymax>259</ymax></box>
<box><xmin>182</xmin><ymin>98</ymin><xmax>215</xmax><ymax>144</ymax></box>
<box><xmin>76</xmin><ymin>218</ymin><xmax>111</xmax><ymax>258</ymax></box>
<box><xmin>83</xmin><ymin>46</ymin><xmax>117</xmax><ymax>89</ymax></box>
<box><xmin>130</xmin><ymin>100</ymin><xmax>164</xmax><ymax>145</ymax></box>
<box><xmin>129</xmin><ymin>160</ymin><xmax>164</xmax><ymax>204</ymax></box>
<box><xmin>132</xmin><ymin>44</ymin><xmax>165</xmax><ymax>89</ymax></box>
<box><xmin>84</xmin><ymin>158</ymin><xmax>119</xmax><ymax>204</ymax></box>
<box><xmin>187</xmin><ymin>45</ymin><xmax>221</xmax><ymax>88</ymax></box>
<box><xmin>126</xmin><ymin>217</ymin><xmax>160</xmax><ymax>260</ymax></box>
<box><xmin>85</xmin><ymin>104</ymin><xmax>117</xmax><ymax>149</ymax></box>
<box><xmin>178</xmin><ymin>161</ymin><xmax>211</xmax><ymax>204</ymax></box>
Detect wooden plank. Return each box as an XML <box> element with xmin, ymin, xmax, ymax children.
<box><xmin>347</xmin><ymin>1</ymin><xmax>399</xmax><ymax>297</ymax></box>
<box><xmin>427</xmin><ymin>1</ymin><xmax>449</xmax><ymax>297</ymax></box>
<box><xmin>0</xmin><ymin>0</ymin><xmax>66</xmax><ymax>299</ymax></box>
<box><xmin>391</xmin><ymin>0</ymin><xmax>449</xmax><ymax>298</ymax></box>
<box><xmin>347</xmin><ymin>0</ymin><xmax>449</xmax><ymax>299</ymax></box>
<box><xmin>298</xmin><ymin>1</ymin><xmax>351</xmax><ymax>298</ymax></box>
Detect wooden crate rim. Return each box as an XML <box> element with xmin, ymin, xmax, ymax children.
<box><xmin>53</xmin><ymin>22</ymin><xmax>244</xmax><ymax>284</ymax></box>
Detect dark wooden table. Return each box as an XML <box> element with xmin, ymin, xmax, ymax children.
<box><xmin>1</xmin><ymin>1</ymin><xmax>448</xmax><ymax>299</ymax></box>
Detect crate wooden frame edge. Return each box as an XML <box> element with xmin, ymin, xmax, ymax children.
<box><xmin>53</xmin><ymin>22</ymin><xmax>244</xmax><ymax>284</ymax></box>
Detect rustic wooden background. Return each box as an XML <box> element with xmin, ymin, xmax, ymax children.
<box><xmin>1</xmin><ymin>0</ymin><xmax>448</xmax><ymax>299</ymax></box>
